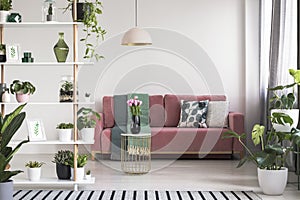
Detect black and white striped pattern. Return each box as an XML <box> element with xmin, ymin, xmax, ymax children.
<box><xmin>13</xmin><ymin>190</ymin><xmax>261</xmax><ymax>200</ymax></box>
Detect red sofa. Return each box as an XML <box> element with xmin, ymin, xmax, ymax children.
<box><xmin>91</xmin><ymin>94</ymin><xmax>244</xmax><ymax>159</ymax></box>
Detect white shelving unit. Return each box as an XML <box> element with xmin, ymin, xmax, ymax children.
<box><xmin>13</xmin><ymin>178</ymin><xmax>95</xmax><ymax>191</ymax></box>
<box><xmin>1</xmin><ymin>4</ymin><xmax>94</xmax><ymax>190</ymax></box>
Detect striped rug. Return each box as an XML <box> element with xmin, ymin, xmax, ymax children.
<box><xmin>13</xmin><ymin>190</ymin><xmax>261</xmax><ymax>200</ymax></box>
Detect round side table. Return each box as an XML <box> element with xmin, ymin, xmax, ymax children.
<box><xmin>121</xmin><ymin>133</ymin><xmax>151</xmax><ymax>174</ymax></box>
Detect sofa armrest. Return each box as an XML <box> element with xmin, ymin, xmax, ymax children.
<box><xmin>91</xmin><ymin>113</ymin><xmax>104</xmax><ymax>158</ymax></box>
<box><xmin>228</xmin><ymin>112</ymin><xmax>245</xmax><ymax>156</ymax></box>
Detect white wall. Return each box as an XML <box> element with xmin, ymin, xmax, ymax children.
<box><xmin>3</xmin><ymin>0</ymin><xmax>260</xmax><ymax>153</ymax></box>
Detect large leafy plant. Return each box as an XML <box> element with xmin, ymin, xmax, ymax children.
<box><xmin>77</xmin><ymin>107</ymin><xmax>100</xmax><ymax>130</ymax></box>
<box><xmin>52</xmin><ymin>150</ymin><xmax>73</xmax><ymax>165</ymax></box>
<box><xmin>0</xmin><ymin>104</ymin><xmax>28</xmax><ymax>182</ymax></box>
<box><xmin>269</xmin><ymin>69</ymin><xmax>300</xmax><ymax>109</ymax></box>
<box><xmin>223</xmin><ymin>112</ymin><xmax>300</xmax><ymax>170</ymax></box>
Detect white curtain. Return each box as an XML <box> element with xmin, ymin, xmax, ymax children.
<box><xmin>260</xmin><ymin>0</ymin><xmax>297</xmax><ymax>126</ymax></box>
<box><xmin>259</xmin><ymin>0</ymin><xmax>297</xmax><ymax>171</ymax></box>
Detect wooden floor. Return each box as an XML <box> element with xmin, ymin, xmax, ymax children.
<box><xmin>12</xmin><ymin>154</ymin><xmax>300</xmax><ymax>200</ymax></box>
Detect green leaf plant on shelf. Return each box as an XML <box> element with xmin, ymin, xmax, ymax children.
<box><xmin>63</xmin><ymin>0</ymin><xmax>106</xmax><ymax>61</ymax></box>
<box><xmin>0</xmin><ymin>0</ymin><xmax>12</xmax><ymax>11</ymax></box>
<box><xmin>10</xmin><ymin>80</ymin><xmax>36</xmax><ymax>103</ymax></box>
<box><xmin>77</xmin><ymin>107</ymin><xmax>100</xmax><ymax>142</ymax></box>
<box><xmin>0</xmin><ymin>104</ymin><xmax>28</xmax><ymax>183</ymax></box>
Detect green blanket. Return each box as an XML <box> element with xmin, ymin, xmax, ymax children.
<box><xmin>110</xmin><ymin>94</ymin><xmax>150</xmax><ymax>160</ymax></box>
<box><xmin>111</xmin><ymin>95</ymin><xmax>127</xmax><ymax>160</ymax></box>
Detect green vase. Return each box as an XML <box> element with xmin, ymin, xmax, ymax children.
<box><xmin>53</xmin><ymin>32</ymin><xmax>69</xmax><ymax>62</ymax></box>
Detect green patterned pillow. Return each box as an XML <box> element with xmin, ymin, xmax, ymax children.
<box><xmin>177</xmin><ymin>100</ymin><xmax>209</xmax><ymax>128</ymax></box>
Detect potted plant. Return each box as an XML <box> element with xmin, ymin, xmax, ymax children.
<box><xmin>85</xmin><ymin>169</ymin><xmax>91</xmax><ymax>180</ymax></box>
<box><xmin>63</xmin><ymin>0</ymin><xmax>106</xmax><ymax>61</ymax></box>
<box><xmin>268</xmin><ymin>69</ymin><xmax>300</xmax><ymax>132</ymax></box>
<box><xmin>77</xmin><ymin>107</ymin><xmax>100</xmax><ymax>142</ymax></box>
<box><xmin>25</xmin><ymin>161</ymin><xmax>45</xmax><ymax>181</ymax></box>
<box><xmin>56</xmin><ymin>122</ymin><xmax>74</xmax><ymax>142</ymax></box>
<box><xmin>68</xmin><ymin>153</ymin><xmax>88</xmax><ymax>181</ymax></box>
<box><xmin>0</xmin><ymin>0</ymin><xmax>12</xmax><ymax>22</ymax></box>
<box><xmin>59</xmin><ymin>80</ymin><xmax>73</xmax><ymax>102</ymax></box>
<box><xmin>0</xmin><ymin>104</ymin><xmax>28</xmax><ymax>200</ymax></box>
<box><xmin>223</xmin><ymin>113</ymin><xmax>300</xmax><ymax>195</ymax></box>
<box><xmin>84</xmin><ymin>92</ymin><xmax>91</xmax><ymax>102</ymax></box>
<box><xmin>52</xmin><ymin>150</ymin><xmax>72</xmax><ymax>180</ymax></box>
<box><xmin>10</xmin><ymin>80</ymin><xmax>36</xmax><ymax>103</ymax></box>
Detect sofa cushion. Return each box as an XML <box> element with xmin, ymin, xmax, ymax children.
<box><xmin>151</xmin><ymin>127</ymin><xmax>232</xmax><ymax>153</ymax></box>
<box><xmin>206</xmin><ymin>101</ymin><xmax>229</xmax><ymax>127</ymax></box>
<box><xmin>149</xmin><ymin>95</ymin><xmax>165</xmax><ymax>127</ymax></box>
<box><xmin>178</xmin><ymin>100</ymin><xmax>209</xmax><ymax>128</ymax></box>
<box><xmin>164</xmin><ymin>94</ymin><xmax>227</xmax><ymax>127</ymax></box>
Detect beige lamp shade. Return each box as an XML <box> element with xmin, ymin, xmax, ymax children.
<box><xmin>121</xmin><ymin>27</ymin><xmax>152</xmax><ymax>46</ymax></box>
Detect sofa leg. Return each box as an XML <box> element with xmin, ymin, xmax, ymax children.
<box><xmin>91</xmin><ymin>151</ymin><xmax>95</xmax><ymax>161</ymax></box>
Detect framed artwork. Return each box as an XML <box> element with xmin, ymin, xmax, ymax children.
<box><xmin>6</xmin><ymin>44</ymin><xmax>20</xmax><ymax>63</ymax></box>
<box><xmin>27</xmin><ymin>119</ymin><xmax>46</xmax><ymax>141</ymax></box>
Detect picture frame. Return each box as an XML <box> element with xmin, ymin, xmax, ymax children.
<box><xmin>27</xmin><ymin>119</ymin><xmax>46</xmax><ymax>141</ymax></box>
<box><xmin>6</xmin><ymin>44</ymin><xmax>20</xmax><ymax>63</ymax></box>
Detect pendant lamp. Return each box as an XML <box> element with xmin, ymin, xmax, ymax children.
<box><xmin>121</xmin><ymin>0</ymin><xmax>152</xmax><ymax>46</ymax></box>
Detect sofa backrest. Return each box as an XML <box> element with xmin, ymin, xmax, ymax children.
<box><xmin>102</xmin><ymin>95</ymin><xmax>165</xmax><ymax>128</ymax></box>
<box><xmin>102</xmin><ymin>94</ymin><xmax>227</xmax><ymax>128</ymax></box>
<box><xmin>164</xmin><ymin>94</ymin><xmax>227</xmax><ymax>127</ymax></box>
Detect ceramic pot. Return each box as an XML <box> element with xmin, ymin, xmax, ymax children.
<box><xmin>257</xmin><ymin>167</ymin><xmax>288</xmax><ymax>195</ymax></box>
<box><xmin>57</xmin><ymin>129</ymin><xmax>72</xmax><ymax>142</ymax></box>
<box><xmin>70</xmin><ymin>167</ymin><xmax>85</xmax><ymax>181</ymax></box>
<box><xmin>130</xmin><ymin>115</ymin><xmax>141</xmax><ymax>134</ymax></box>
<box><xmin>27</xmin><ymin>168</ymin><xmax>41</xmax><ymax>181</ymax></box>
<box><xmin>80</xmin><ymin>128</ymin><xmax>95</xmax><ymax>142</ymax></box>
<box><xmin>0</xmin><ymin>180</ymin><xmax>13</xmax><ymax>200</ymax></box>
<box><xmin>0</xmin><ymin>11</ymin><xmax>9</xmax><ymax>23</ymax></box>
<box><xmin>16</xmin><ymin>93</ymin><xmax>30</xmax><ymax>103</ymax></box>
<box><xmin>56</xmin><ymin>163</ymin><xmax>71</xmax><ymax>180</ymax></box>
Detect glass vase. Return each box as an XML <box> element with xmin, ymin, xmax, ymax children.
<box><xmin>53</xmin><ymin>32</ymin><xmax>69</xmax><ymax>62</ymax></box>
<box><xmin>130</xmin><ymin>115</ymin><xmax>141</xmax><ymax>134</ymax></box>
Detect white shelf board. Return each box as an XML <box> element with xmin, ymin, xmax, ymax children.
<box><xmin>13</xmin><ymin>177</ymin><xmax>95</xmax><ymax>185</ymax></box>
<box><xmin>2</xmin><ymin>62</ymin><xmax>93</xmax><ymax>66</ymax></box>
<box><xmin>0</xmin><ymin>22</ymin><xmax>81</xmax><ymax>27</ymax></box>
<box><xmin>10</xmin><ymin>140</ymin><xmax>95</xmax><ymax>145</ymax></box>
<box><xmin>0</xmin><ymin>102</ymin><xmax>95</xmax><ymax>105</ymax></box>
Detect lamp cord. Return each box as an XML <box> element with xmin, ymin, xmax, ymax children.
<box><xmin>135</xmin><ymin>0</ymin><xmax>138</xmax><ymax>27</ymax></box>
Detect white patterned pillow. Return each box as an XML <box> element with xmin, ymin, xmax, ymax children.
<box><xmin>178</xmin><ymin>100</ymin><xmax>209</xmax><ymax>128</ymax></box>
<box><xmin>206</xmin><ymin>101</ymin><xmax>229</xmax><ymax>127</ymax></box>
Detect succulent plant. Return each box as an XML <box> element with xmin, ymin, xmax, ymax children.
<box><xmin>52</xmin><ymin>150</ymin><xmax>73</xmax><ymax>166</ymax></box>
<box><xmin>25</xmin><ymin>161</ymin><xmax>45</xmax><ymax>168</ymax></box>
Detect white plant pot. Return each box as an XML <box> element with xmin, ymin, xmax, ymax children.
<box><xmin>70</xmin><ymin>167</ymin><xmax>85</xmax><ymax>181</ymax></box>
<box><xmin>0</xmin><ymin>11</ymin><xmax>9</xmax><ymax>23</ymax></box>
<box><xmin>27</xmin><ymin>168</ymin><xmax>41</xmax><ymax>181</ymax></box>
<box><xmin>271</xmin><ymin>109</ymin><xmax>299</xmax><ymax>132</ymax></box>
<box><xmin>80</xmin><ymin>128</ymin><xmax>95</xmax><ymax>142</ymax></box>
<box><xmin>257</xmin><ymin>167</ymin><xmax>288</xmax><ymax>195</ymax></box>
<box><xmin>85</xmin><ymin>174</ymin><xmax>92</xmax><ymax>180</ymax></box>
<box><xmin>57</xmin><ymin>129</ymin><xmax>72</xmax><ymax>142</ymax></box>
